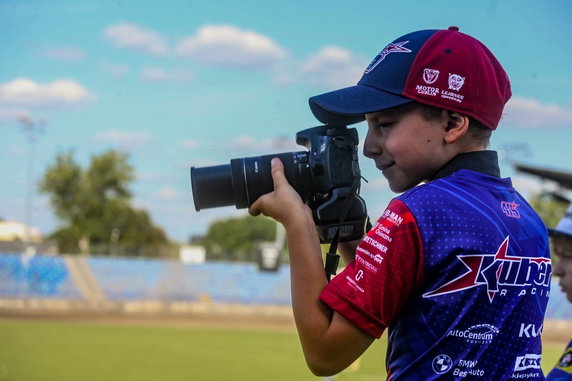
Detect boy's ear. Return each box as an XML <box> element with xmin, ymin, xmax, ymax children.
<box><xmin>444</xmin><ymin>111</ymin><xmax>470</xmax><ymax>144</ymax></box>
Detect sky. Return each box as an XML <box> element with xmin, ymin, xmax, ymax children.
<box><xmin>1</xmin><ymin>0</ymin><xmax>572</xmax><ymax>243</ymax></box>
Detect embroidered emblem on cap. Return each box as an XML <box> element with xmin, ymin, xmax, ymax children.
<box><xmin>423</xmin><ymin>68</ymin><xmax>440</xmax><ymax>84</ymax></box>
<box><xmin>448</xmin><ymin>73</ymin><xmax>465</xmax><ymax>91</ymax></box>
<box><xmin>364</xmin><ymin>41</ymin><xmax>412</xmax><ymax>74</ymax></box>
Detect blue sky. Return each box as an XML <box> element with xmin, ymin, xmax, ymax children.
<box><xmin>1</xmin><ymin>0</ymin><xmax>572</xmax><ymax>243</ymax></box>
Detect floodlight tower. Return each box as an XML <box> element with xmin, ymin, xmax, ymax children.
<box><xmin>19</xmin><ymin>115</ymin><xmax>45</xmax><ymax>253</ymax></box>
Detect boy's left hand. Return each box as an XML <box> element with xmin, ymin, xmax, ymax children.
<box><xmin>248</xmin><ymin>158</ymin><xmax>312</xmax><ymax>227</ymax></box>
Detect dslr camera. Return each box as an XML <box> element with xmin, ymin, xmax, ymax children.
<box><xmin>190</xmin><ymin>125</ymin><xmax>368</xmax><ymax>243</ymax></box>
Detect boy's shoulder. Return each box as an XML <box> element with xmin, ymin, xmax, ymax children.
<box><xmin>398</xmin><ymin>169</ymin><xmax>503</xmax><ymax>198</ymax></box>
<box><xmin>395</xmin><ymin>169</ymin><xmax>516</xmax><ymax>213</ymax></box>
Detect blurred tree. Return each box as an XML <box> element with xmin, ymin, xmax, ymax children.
<box><xmin>529</xmin><ymin>192</ymin><xmax>569</xmax><ymax>262</ymax></box>
<box><xmin>199</xmin><ymin>215</ymin><xmax>277</xmax><ymax>262</ymax></box>
<box><xmin>39</xmin><ymin>149</ymin><xmax>168</xmax><ymax>255</ymax></box>
<box><xmin>528</xmin><ymin>193</ymin><xmax>569</xmax><ymax>229</ymax></box>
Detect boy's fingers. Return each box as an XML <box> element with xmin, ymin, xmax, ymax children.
<box><xmin>249</xmin><ymin>158</ymin><xmax>286</xmax><ymax>217</ymax></box>
<box><xmin>248</xmin><ymin>198</ymin><xmax>263</xmax><ymax>216</ymax></box>
<box><xmin>270</xmin><ymin>158</ymin><xmax>288</xmax><ymax>188</ymax></box>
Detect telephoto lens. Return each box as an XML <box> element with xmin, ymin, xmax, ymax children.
<box><xmin>190</xmin><ymin>151</ymin><xmax>311</xmax><ymax>211</ymax></box>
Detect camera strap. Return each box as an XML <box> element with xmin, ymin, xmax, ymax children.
<box><xmin>324</xmin><ymin>175</ymin><xmax>362</xmax><ymax>281</ymax></box>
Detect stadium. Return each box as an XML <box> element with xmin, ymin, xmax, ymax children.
<box><xmin>1</xmin><ymin>251</ymin><xmax>571</xmax><ymax>380</ymax></box>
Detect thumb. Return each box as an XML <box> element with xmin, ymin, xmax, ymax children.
<box><xmin>269</xmin><ymin>157</ymin><xmax>288</xmax><ymax>188</ymax></box>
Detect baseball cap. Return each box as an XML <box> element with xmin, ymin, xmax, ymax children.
<box><xmin>309</xmin><ymin>26</ymin><xmax>512</xmax><ymax>130</ymax></box>
<box><xmin>548</xmin><ymin>204</ymin><xmax>572</xmax><ymax>238</ymax></box>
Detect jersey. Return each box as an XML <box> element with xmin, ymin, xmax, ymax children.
<box><xmin>546</xmin><ymin>339</ymin><xmax>572</xmax><ymax>380</ymax></box>
<box><xmin>320</xmin><ymin>153</ymin><xmax>551</xmax><ymax>380</ymax></box>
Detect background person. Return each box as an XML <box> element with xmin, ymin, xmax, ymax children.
<box><xmin>547</xmin><ymin>204</ymin><xmax>572</xmax><ymax>380</ymax></box>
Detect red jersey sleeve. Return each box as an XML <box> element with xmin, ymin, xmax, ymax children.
<box><xmin>320</xmin><ymin>198</ymin><xmax>424</xmax><ymax>338</ymax></box>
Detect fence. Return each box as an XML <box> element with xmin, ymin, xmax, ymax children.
<box><xmin>0</xmin><ymin>253</ymin><xmax>571</xmax><ymax>321</ymax></box>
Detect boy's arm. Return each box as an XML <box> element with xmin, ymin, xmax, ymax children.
<box><xmin>249</xmin><ymin>158</ymin><xmax>374</xmax><ymax>376</ymax></box>
<box><xmin>337</xmin><ymin>240</ymin><xmax>360</xmax><ymax>265</ymax></box>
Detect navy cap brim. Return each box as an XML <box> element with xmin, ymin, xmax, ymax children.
<box><xmin>309</xmin><ymin>84</ymin><xmax>412</xmax><ymax>125</ymax></box>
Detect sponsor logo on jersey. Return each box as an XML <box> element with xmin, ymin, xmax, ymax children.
<box><xmin>432</xmin><ymin>354</ymin><xmax>453</xmax><ymax>374</ymax></box>
<box><xmin>448</xmin><ymin>323</ymin><xmax>499</xmax><ymax>344</ymax></box>
<box><xmin>423</xmin><ymin>236</ymin><xmax>551</xmax><ymax>302</ymax></box>
<box><xmin>381</xmin><ymin>209</ymin><xmax>403</xmax><ymax>226</ymax></box>
<box><xmin>431</xmin><ymin>354</ymin><xmax>486</xmax><ymax>377</ymax></box>
<box><xmin>514</xmin><ymin>354</ymin><xmax>542</xmax><ymax>372</ymax></box>
<box><xmin>519</xmin><ymin>323</ymin><xmax>543</xmax><ymax>338</ymax></box>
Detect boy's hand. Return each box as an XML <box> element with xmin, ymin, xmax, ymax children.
<box><xmin>249</xmin><ymin>158</ymin><xmax>312</xmax><ymax>226</ymax></box>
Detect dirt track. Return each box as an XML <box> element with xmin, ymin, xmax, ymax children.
<box><xmin>0</xmin><ymin>306</ymin><xmax>297</xmax><ymax>332</ymax></box>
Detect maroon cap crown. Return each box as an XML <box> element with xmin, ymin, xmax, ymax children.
<box><xmin>403</xmin><ymin>26</ymin><xmax>512</xmax><ymax>130</ymax></box>
<box><xmin>309</xmin><ymin>26</ymin><xmax>512</xmax><ymax>130</ymax></box>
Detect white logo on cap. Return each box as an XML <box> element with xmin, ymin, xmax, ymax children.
<box><xmin>364</xmin><ymin>41</ymin><xmax>412</xmax><ymax>74</ymax></box>
<box><xmin>423</xmin><ymin>68</ymin><xmax>440</xmax><ymax>84</ymax></box>
<box><xmin>448</xmin><ymin>73</ymin><xmax>465</xmax><ymax>91</ymax></box>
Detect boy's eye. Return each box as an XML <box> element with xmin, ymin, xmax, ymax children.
<box><xmin>379</xmin><ymin>121</ymin><xmax>395</xmax><ymax>128</ymax></box>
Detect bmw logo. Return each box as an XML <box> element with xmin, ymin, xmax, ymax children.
<box><xmin>432</xmin><ymin>354</ymin><xmax>453</xmax><ymax>374</ymax></box>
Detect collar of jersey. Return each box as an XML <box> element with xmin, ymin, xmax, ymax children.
<box><xmin>432</xmin><ymin>150</ymin><xmax>500</xmax><ymax>180</ymax></box>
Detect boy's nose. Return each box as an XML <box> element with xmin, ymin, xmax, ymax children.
<box><xmin>363</xmin><ymin>132</ymin><xmax>381</xmax><ymax>159</ymax></box>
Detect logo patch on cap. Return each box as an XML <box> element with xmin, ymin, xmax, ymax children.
<box><xmin>448</xmin><ymin>73</ymin><xmax>465</xmax><ymax>91</ymax></box>
<box><xmin>423</xmin><ymin>68</ymin><xmax>440</xmax><ymax>84</ymax></box>
<box><xmin>364</xmin><ymin>41</ymin><xmax>411</xmax><ymax>74</ymax></box>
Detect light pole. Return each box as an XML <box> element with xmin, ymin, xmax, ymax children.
<box><xmin>19</xmin><ymin>115</ymin><xmax>45</xmax><ymax>253</ymax></box>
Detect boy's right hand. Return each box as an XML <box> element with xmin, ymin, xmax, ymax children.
<box><xmin>249</xmin><ymin>158</ymin><xmax>313</xmax><ymax>227</ymax></box>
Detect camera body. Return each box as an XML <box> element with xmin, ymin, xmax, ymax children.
<box><xmin>191</xmin><ymin>125</ymin><xmax>368</xmax><ymax>243</ymax></box>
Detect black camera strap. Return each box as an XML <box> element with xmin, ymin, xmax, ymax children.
<box><xmin>324</xmin><ymin>175</ymin><xmax>362</xmax><ymax>281</ymax></box>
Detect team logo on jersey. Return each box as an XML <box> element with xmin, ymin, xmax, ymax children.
<box><xmin>501</xmin><ymin>201</ymin><xmax>521</xmax><ymax>218</ymax></box>
<box><xmin>423</xmin><ymin>236</ymin><xmax>551</xmax><ymax>302</ymax></box>
<box><xmin>364</xmin><ymin>41</ymin><xmax>411</xmax><ymax>74</ymax></box>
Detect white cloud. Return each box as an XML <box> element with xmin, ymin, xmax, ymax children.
<box><xmin>503</xmin><ymin>96</ymin><xmax>572</xmax><ymax>128</ymax></box>
<box><xmin>176</xmin><ymin>24</ymin><xmax>287</xmax><ymax>69</ymax></box>
<box><xmin>42</xmin><ymin>46</ymin><xmax>85</xmax><ymax>62</ymax></box>
<box><xmin>140</xmin><ymin>67</ymin><xmax>194</xmax><ymax>82</ymax></box>
<box><xmin>104</xmin><ymin>22</ymin><xmax>168</xmax><ymax>56</ymax></box>
<box><xmin>99</xmin><ymin>61</ymin><xmax>130</xmax><ymax>78</ymax></box>
<box><xmin>272</xmin><ymin>45</ymin><xmax>366</xmax><ymax>87</ymax></box>
<box><xmin>181</xmin><ymin>139</ymin><xmax>199</xmax><ymax>149</ymax></box>
<box><xmin>0</xmin><ymin>78</ymin><xmax>94</xmax><ymax>107</ymax></box>
<box><xmin>95</xmin><ymin>130</ymin><xmax>152</xmax><ymax>150</ymax></box>
<box><xmin>227</xmin><ymin>135</ymin><xmax>301</xmax><ymax>153</ymax></box>
<box><xmin>156</xmin><ymin>186</ymin><xmax>179</xmax><ymax>200</ymax></box>
<box><xmin>300</xmin><ymin>46</ymin><xmax>365</xmax><ymax>87</ymax></box>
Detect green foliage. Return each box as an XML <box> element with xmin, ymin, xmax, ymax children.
<box><xmin>528</xmin><ymin>193</ymin><xmax>569</xmax><ymax>262</ymax></box>
<box><xmin>199</xmin><ymin>215</ymin><xmax>277</xmax><ymax>262</ymax></box>
<box><xmin>38</xmin><ymin>149</ymin><xmax>167</xmax><ymax>255</ymax></box>
<box><xmin>528</xmin><ymin>193</ymin><xmax>569</xmax><ymax>229</ymax></box>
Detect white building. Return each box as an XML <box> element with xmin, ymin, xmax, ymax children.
<box><xmin>0</xmin><ymin>220</ymin><xmax>43</xmax><ymax>243</ymax></box>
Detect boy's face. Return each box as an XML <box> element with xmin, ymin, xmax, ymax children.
<box><xmin>552</xmin><ymin>234</ymin><xmax>572</xmax><ymax>303</ymax></box>
<box><xmin>363</xmin><ymin>106</ymin><xmax>451</xmax><ymax>193</ymax></box>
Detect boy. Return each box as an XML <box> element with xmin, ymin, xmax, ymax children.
<box><xmin>249</xmin><ymin>27</ymin><xmax>551</xmax><ymax>379</ymax></box>
<box><xmin>547</xmin><ymin>204</ymin><xmax>572</xmax><ymax>380</ymax></box>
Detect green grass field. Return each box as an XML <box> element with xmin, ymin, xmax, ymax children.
<box><xmin>0</xmin><ymin>318</ymin><xmax>564</xmax><ymax>380</ymax></box>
